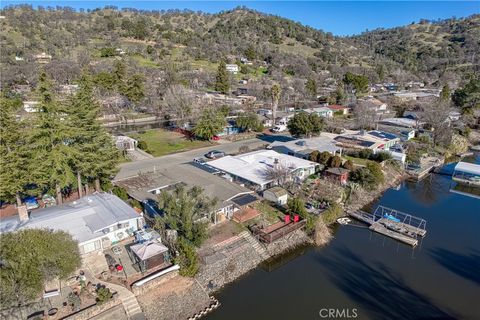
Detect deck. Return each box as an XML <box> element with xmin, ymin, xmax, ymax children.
<box><xmin>348</xmin><ymin>206</ymin><xmax>427</xmax><ymax>247</ymax></box>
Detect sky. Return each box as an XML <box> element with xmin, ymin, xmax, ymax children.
<box><xmin>1</xmin><ymin>1</ymin><xmax>479</xmax><ymax>36</ymax></box>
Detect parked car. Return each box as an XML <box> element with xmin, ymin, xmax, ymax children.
<box><xmin>205</xmin><ymin>150</ymin><xmax>226</xmax><ymax>159</ymax></box>
<box><xmin>193</xmin><ymin>157</ymin><xmax>207</xmax><ymax>165</ymax></box>
<box><xmin>271</xmin><ymin>125</ymin><xmax>287</xmax><ymax>133</ymax></box>
<box><xmin>212</xmin><ymin>135</ymin><xmax>220</xmax><ymax>141</ymax></box>
<box><xmin>24</xmin><ymin>196</ymin><xmax>39</xmax><ymax>210</ymax></box>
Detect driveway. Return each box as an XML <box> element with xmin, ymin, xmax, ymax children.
<box><xmin>115</xmin><ymin>134</ymin><xmax>291</xmax><ymax>180</ymax></box>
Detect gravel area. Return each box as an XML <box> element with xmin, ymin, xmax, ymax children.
<box><xmin>138</xmin><ymin>276</ymin><xmax>211</xmax><ymax>320</ymax></box>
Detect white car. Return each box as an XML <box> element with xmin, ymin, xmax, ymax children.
<box><xmin>271</xmin><ymin>125</ymin><xmax>287</xmax><ymax>133</ymax></box>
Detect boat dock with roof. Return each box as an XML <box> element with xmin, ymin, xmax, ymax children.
<box><xmin>348</xmin><ymin>205</ymin><xmax>427</xmax><ymax>247</ymax></box>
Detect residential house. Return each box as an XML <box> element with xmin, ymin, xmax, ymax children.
<box><xmin>324</xmin><ymin>168</ymin><xmax>349</xmax><ymax>185</ymax></box>
<box><xmin>0</xmin><ymin>193</ymin><xmax>144</xmax><ymax>255</ymax></box>
<box><xmin>34</xmin><ymin>52</ymin><xmax>52</xmax><ymax>64</ymax></box>
<box><xmin>207</xmin><ymin>150</ymin><xmax>317</xmax><ymax>190</ymax></box>
<box><xmin>263</xmin><ymin>187</ymin><xmax>288</xmax><ymax>205</ymax></box>
<box><xmin>23</xmin><ymin>100</ymin><xmax>40</xmax><ymax>113</ymax></box>
<box><xmin>219</xmin><ymin>120</ymin><xmax>242</xmax><ymax>136</ymax></box>
<box><xmin>358</xmin><ymin>97</ymin><xmax>388</xmax><ymax>114</ymax></box>
<box><xmin>15</xmin><ymin>56</ymin><xmax>24</xmax><ymax>61</ymax></box>
<box><xmin>113</xmin><ymin>163</ymin><xmax>254</xmax><ymax>223</ymax></box>
<box><xmin>327</xmin><ymin>105</ymin><xmax>350</xmax><ymax>115</ymax></box>
<box><xmin>268</xmin><ymin>136</ymin><xmax>342</xmax><ymax>159</ymax></box>
<box><xmin>333</xmin><ymin>130</ymin><xmax>400</xmax><ymax>153</ymax></box>
<box><xmin>258</xmin><ymin>114</ymin><xmax>274</xmax><ymax>128</ymax></box>
<box><xmin>226</xmin><ymin>64</ymin><xmax>239</xmax><ymax>74</ymax></box>
<box><xmin>304</xmin><ymin>106</ymin><xmax>333</xmax><ymax>118</ymax></box>
<box><xmin>378</xmin><ymin>124</ymin><xmax>415</xmax><ymax>141</ymax></box>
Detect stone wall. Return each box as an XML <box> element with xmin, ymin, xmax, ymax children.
<box><xmin>61</xmin><ymin>297</ymin><xmax>121</xmax><ymax>320</ymax></box>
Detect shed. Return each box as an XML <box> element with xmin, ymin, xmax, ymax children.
<box><xmin>263</xmin><ymin>187</ymin><xmax>288</xmax><ymax>205</ymax></box>
<box><xmin>130</xmin><ymin>240</ymin><xmax>169</xmax><ymax>272</ymax></box>
<box><xmin>324</xmin><ymin>167</ymin><xmax>350</xmax><ymax>185</ymax></box>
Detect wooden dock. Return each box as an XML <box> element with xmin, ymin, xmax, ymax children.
<box><xmin>347</xmin><ymin>207</ymin><xmax>426</xmax><ymax>247</ymax></box>
<box><xmin>369</xmin><ymin>223</ymin><xmax>418</xmax><ymax>246</ymax></box>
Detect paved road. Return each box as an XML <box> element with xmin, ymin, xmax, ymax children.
<box><xmin>115</xmin><ymin>134</ymin><xmax>292</xmax><ymax>180</ymax></box>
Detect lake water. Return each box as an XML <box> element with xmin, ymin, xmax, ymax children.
<box><xmin>206</xmin><ymin>154</ymin><xmax>480</xmax><ymax>320</ymax></box>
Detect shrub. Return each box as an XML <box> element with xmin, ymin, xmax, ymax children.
<box><xmin>321</xmin><ymin>204</ymin><xmax>343</xmax><ymax>225</ymax></box>
<box><xmin>137</xmin><ymin>140</ymin><xmax>149</xmax><ymax>152</ymax></box>
<box><xmin>317</xmin><ymin>151</ymin><xmax>332</xmax><ymax>165</ymax></box>
<box><xmin>366</xmin><ymin>162</ymin><xmax>385</xmax><ymax>185</ymax></box>
<box><xmin>342</xmin><ymin>160</ymin><xmax>354</xmax><ymax>171</ymax></box>
<box><xmin>369</xmin><ymin>151</ymin><xmax>392</xmax><ymax>162</ymax></box>
<box><xmin>96</xmin><ymin>286</ymin><xmax>113</xmax><ymax>305</ymax></box>
<box><xmin>358</xmin><ymin>149</ymin><xmax>373</xmax><ymax>159</ymax></box>
<box><xmin>112</xmin><ymin>186</ymin><xmax>129</xmax><ymax>201</ymax></box>
<box><xmin>329</xmin><ymin>155</ymin><xmax>342</xmax><ymax>168</ymax></box>
<box><xmin>175</xmin><ymin>237</ymin><xmax>199</xmax><ymax>277</ymax></box>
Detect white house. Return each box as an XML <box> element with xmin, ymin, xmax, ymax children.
<box><xmin>226</xmin><ymin>64</ymin><xmax>239</xmax><ymax>74</ymax></box>
<box><xmin>263</xmin><ymin>187</ymin><xmax>288</xmax><ymax>205</ymax></box>
<box><xmin>207</xmin><ymin>150</ymin><xmax>317</xmax><ymax>190</ymax></box>
<box><xmin>304</xmin><ymin>106</ymin><xmax>333</xmax><ymax>118</ymax></box>
<box><xmin>23</xmin><ymin>100</ymin><xmax>40</xmax><ymax>113</ymax></box>
<box><xmin>0</xmin><ymin>193</ymin><xmax>144</xmax><ymax>255</ymax></box>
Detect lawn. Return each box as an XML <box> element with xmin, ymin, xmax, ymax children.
<box><xmin>129</xmin><ymin>129</ymin><xmax>215</xmax><ymax>157</ymax></box>
<box><xmin>343</xmin><ymin>155</ymin><xmax>371</xmax><ymax>167</ymax></box>
<box><xmin>254</xmin><ymin>201</ymin><xmax>284</xmax><ymax>224</ymax></box>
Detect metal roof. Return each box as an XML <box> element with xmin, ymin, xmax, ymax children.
<box><xmin>454</xmin><ymin>162</ymin><xmax>480</xmax><ymax>176</ymax></box>
<box><xmin>0</xmin><ymin>193</ymin><xmax>140</xmax><ymax>243</ymax></box>
<box><xmin>131</xmin><ymin>240</ymin><xmax>168</xmax><ymax>261</ymax></box>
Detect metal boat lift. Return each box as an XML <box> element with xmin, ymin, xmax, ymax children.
<box><xmin>348</xmin><ymin>205</ymin><xmax>427</xmax><ymax>246</ymax></box>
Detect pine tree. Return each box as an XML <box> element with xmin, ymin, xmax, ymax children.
<box><xmin>305</xmin><ymin>78</ymin><xmax>317</xmax><ymax>98</ymax></box>
<box><xmin>0</xmin><ymin>92</ymin><xmax>29</xmax><ymax>205</ymax></box>
<box><xmin>68</xmin><ymin>71</ymin><xmax>119</xmax><ymax>195</ymax></box>
<box><xmin>192</xmin><ymin>108</ymin><xmax>226</xmax><ymax>140</ymax></box>
<box><xmin>270</xmin><ymin>84</ymin><xmax>281</xmax><ymax>125</ymax></box>
<box><xmin>30</xmin><ymin>72</ymin><xmax>77</xmax><ymax>204</ymax></box>
<box><xmin>215</xmin><ymin>61</ymin><xmax>230</xmax><ymax>94</ymax></box>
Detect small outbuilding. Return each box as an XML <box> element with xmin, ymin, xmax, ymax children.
<box><xmin>129</xmin><ymin>240</ymin><xmax>169</xmax><ymax>272</ymax></box>
<box><xmin>263</xmin><ymin>187</ymin><xmax>288</xmax><ymax>205</ymax></box>
<box><xmin>324</xmin><ymin>167</ymin><xmax>350</xmax><ymax>185</ymax></box>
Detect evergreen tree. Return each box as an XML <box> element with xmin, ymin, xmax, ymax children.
<box><xmin>192</xmin><ymin>108</ymin><xmax>226</xmax><ymax>140</ymax></box>
<box><xmin>305</xmin><ymin>78</ymin><xmax>317</xmax><ymax>98</ymax></box>
<box><xmin>287</xmin><ymin>111</ymin><xmax>324</xmax><ymax>137</ymax></box>
<box><xmin>270</xmin><ymin>84</ymin><xmax>281</xmax><ymax>125</ymax></box>
<box><xmin>30</xmin><ymin>72</ymin><xmax>77</xmax><ymax>204</ymax></box>
<box><xmin>0</xmin><ymin>92</ymin><xmax>29</xmax><ymax>205</ymax></box>
<box><xmin>236</xmin><ymin>112</ymin><xmax>263</xmax><ymax>132</ymax></box>
<box><xmin>68</xmin><ymin>71</ymin><xmax>119</xmax><ymax>194</ymax></box>
<box><xmin>124</xmin><ymin>73</ymin><xmax>145</xmax><ymax>104</ymax></box>
<box><xmin>440</xmin><ymin>84</ymin><xmax>450</xmax><ymax>101</ymax></box>
<box><xmin>215</xmin><ymin>61</ymin><xmax>230</xmax><ymax>94</ymax></box>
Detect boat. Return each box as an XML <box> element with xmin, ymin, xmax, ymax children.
<box><xmin>337</xmin><ymin>217</ymin><xmax>351</xmax><ymax>225</ymax></box>
<box><xmin>384</xmin><ymin>214</ymin><xmax>401</xmax><ymax>223</ymax></box>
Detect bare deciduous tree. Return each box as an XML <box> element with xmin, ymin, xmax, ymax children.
<box><xmin>163</xmin><ymin>84</ymin><xmax>194</xmax><ymax>123</ymax></box>
<box><xmin>353</xmin><ymin>101</ymin><xmax>377</xmax><ymax>130</ymax></box>
<box><xmin>262</xmin><ymin>160</ymin><xmax>296</xmax><ymax>186</ymax></box>
<box><xmin>420</xmin><ymin>100</ymin><xmax>453</xmax><ymax>146</ymax></box>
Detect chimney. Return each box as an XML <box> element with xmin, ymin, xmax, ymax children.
<box><xmin>18</xmin><ymin>205</ymin><xmax>29</xmax><ymax>222</ymax></box>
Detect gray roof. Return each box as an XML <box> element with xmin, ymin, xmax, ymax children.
<box><xmin>269</xmin><ymin>136</ymin><xmax>341</xmax><ymax>155</ymax></box>
<box><xmin>131</xmin><ymin>240</ymin><xmax>168</xmax><ymax>261</ymax></box>
<box><xmin>114</xmin><ymin>163</ymin><xmax>253</xmax><ymax>208</ymax></box>
<box><xmin>0</xmin><ymin>193</ymin><xmax>140</xmax><ymax>243</ymax></box>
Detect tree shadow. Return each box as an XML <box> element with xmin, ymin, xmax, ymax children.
<box><xmin>316</xmin><ymin>246</ymin><xmax>457</xmax><ymax>320</ymax></box>
<box><xmin>429</xmin><ymin>248</ymin><xmax>480</xmax><ymax>286</ymax></box>
<box><xmin>255</xmin><ymin>133</ymin><xmax>295</xmax><ymax>143</ymax></box>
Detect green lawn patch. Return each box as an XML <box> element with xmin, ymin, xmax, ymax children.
<box><xmin>343</xmin><ymin>155</ymin><xmax>371</xmax><ymax>166</ymax></box>
<box><xmin>255</xmin><ymin>201</ymin><xmax>284</xmax><ymax>223</ymax></box>
<box><xmin>129</xmin><ymin>129</ymin><xmax>215</xmax><ymax>157</ymax></box>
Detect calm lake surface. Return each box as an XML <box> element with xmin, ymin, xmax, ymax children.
<box><xmin>206</xmin><ymin>154</ymin><xmax>480</xmax><ymax>320</ymax></box>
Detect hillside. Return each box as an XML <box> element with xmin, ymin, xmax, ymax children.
<box><xmin>0</xmin><ymin>5</ymin><xmax>478</xmax><ymax>112</ymax></box>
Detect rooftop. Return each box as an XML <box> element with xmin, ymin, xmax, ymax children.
<box><xmin>265</xmin><ymin>186</ymin><xmax>288</xmax><ymax>197</ymax></box>
<box><xmin>269</xmin><ymin>136</ymin><xmax>341</xmax><ymax>154</ymax></box>
<box><xmin>207</xmin><ymin>150</ymin><xmax>316</xmax><ymax>186</ymax></box>
<box><xmin>0</xmin><ymin>193</ymin><xmax>140</xmax><ymax>243</ymax></box>
<box><xmin>325</xmin><ymin>167</ymin><xmax>350</xmax><ymax>175</ymax></box>
<box><xmin>114</xmin><ymin>163</ymin><xmax>253</xmax><ymax>206</ymax></box>
<box><xmin>454</xmin><ymin>162</ymin><xmax>480</xmax><ymax>176</ymax></box>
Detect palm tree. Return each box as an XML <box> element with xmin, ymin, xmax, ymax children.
<box><xmin>270</xmin><ymin>84</ymin><xmax>281</xmax><ymax>126</ymax></box>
